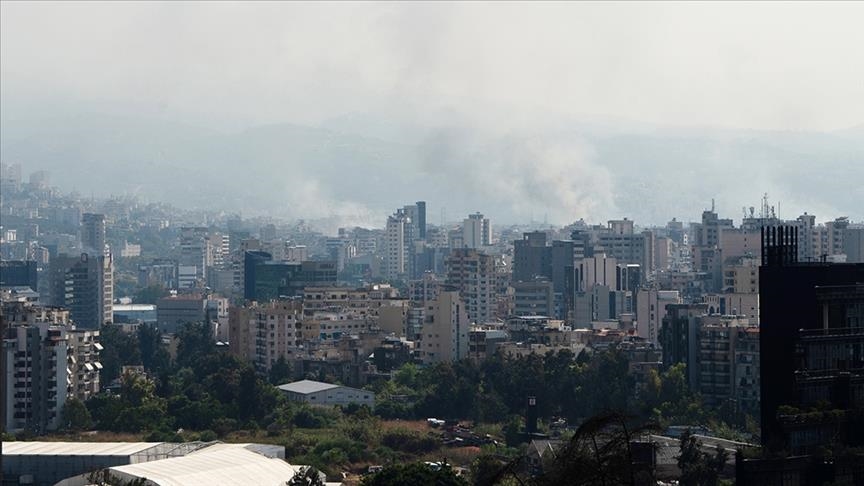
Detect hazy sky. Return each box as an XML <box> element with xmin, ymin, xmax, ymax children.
<box><xmin>3</xmin><ymin>1</ymin><xmax>863</xmax><ymax>132</ymax></box>
<box><xmin>2</xmin><ymin>2</ymin><xmax>862</xmax><ymax>228</ymax></box>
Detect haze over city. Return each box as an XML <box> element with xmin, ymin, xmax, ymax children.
<box><xmin>4</xmin><ymin>2</ymin><xmax>864</xmax><ymax>485</ymax></box>
<box><xmin>2</xmin><ymin>1</ymin><xmax>862</xmax><ymax>228</ymax></box>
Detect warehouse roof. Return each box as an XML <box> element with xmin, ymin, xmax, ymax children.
<box><xmin>2</xmin><ymin>441</ymin><xmax>162</xmax><ymax>456</ymax></box>
<box><xmin>110</xmin><ymin>443</ymin><xmax>300</xmax><ymax>486</ymax></box>
<box><xmin>277</xmin><ymin>379</ymin><xmax>341</xmax><ymax>395</ymax></box>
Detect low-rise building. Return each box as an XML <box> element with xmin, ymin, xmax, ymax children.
<box><xmin>277</xmin><ymin>379</ymin><xmax>374</xmax><ymax>408</ymax></box>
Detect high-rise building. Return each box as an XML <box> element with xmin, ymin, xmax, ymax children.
<box><xmin>1</xmin><ymin>300</ymin><xmax>101</xmax><ymax>433</ymax></box>
<box><xmin>513</xmin><ymin>279</ymin><xmax>555</xmax><ymax>317</ymax></box>
<box><xmin>758</xmin><ymin>225</ymin><xmax>864</xmax><ymax>452</ymax></box>
<box><xmin>513</xmin><ymin>231</ymin><xmax>551</xmax><ymax>283</ymax></box>
<box><xmin>697</xmin><ymin>315</ymin><xmax>758</xmax><ymax>409</ymax></box>
<box><xmin>661</xmin><ymin>303</ymin><xmax>708</xmax><ymax>389</ymax></box>
<box><xmin>179</xmin><ymin>227</ymin><xmax>209</xmax><ymax>284</ymax></box>
<box><xmin>0</xmin><ymin>260</ymin><xmax>38</xmax><ymax>291</ymax></box>
<box><xmin>635</xmin><ymin>289</ymin><xmax>681</xmax><ymax>344</ymax></box>
<box><xmin>445</xmin><ymin>248</ymin><xmax>496</xmax><ymax>323</ymax></box>
<box><xmin>81</xmin><ymin>213</ymin><xmax>107</xmax><ymax>257</ymax></box>
<box><xmin>419</xmin><ymin>289</ymin><xmax>469</xmax><ymax>363</ymax></box>
<box><xmin>49</xmin><ymin>254</ymin><xmax>113</xmax><ymax>328</ymax></box>
<box><xmin>462</xmin><ymin>212</ymin><xmax>491</xmax><ymax>249</ymax></box>
<box><xmin>243</xmin><ymin>252</ymin><xmax>337</xmax><ymax>301</ymax></box>
<box><xmin>843</xmin><ymin>226</ymin><xmax>864</xmax><ymax>263</ymax></box>
<box><xmin>595</xmin><ymin>222</ymin><xmax>654</xmax><ymax>282</ymax></box>
<box><xmin>228</xmin><ymin>300</ymin><xmax>303</xmax><ymax>373</ymax></box>
<box><xmin>384</xmin><ymin>207</ymin><xmax>419</xmax><ymax>280</ymax></box>
<box><xmin>415</xmin><ymin>201</ymin><xmax>427</xmax><ymax>240</ymax></box>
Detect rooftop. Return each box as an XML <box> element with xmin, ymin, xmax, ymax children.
<box><xmin>110</xmin><ymin>444</ymin><xmax>300</xmax><ymax>486</ymax></box>
<box><xmin>277</xmin><ymin>379</ymin><xmax>341</xmax><ymax>395</ymax></box>
<box><xmin>2</xmin><ymin>441</ymin><xmax>163</xmax><ymax>456</ymax></box>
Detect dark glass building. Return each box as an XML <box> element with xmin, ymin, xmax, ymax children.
<box><xmin>0</xmin><ymin>260</ymin><xmax>38</xmax><ymax>291</ymax></box>
<box><xmin>758</xmin><ymin>226</ymin><xmax>864</xmax><ymax>451</ymax></box>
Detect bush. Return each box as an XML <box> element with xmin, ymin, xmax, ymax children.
<box><xmin>293</xmin><ymin>406</ymin><xmax>340</xmax><ymax>429</ymax></box>
<box><xmin>374</xmin><ymin>400</ymin><xmax>412</xmax><ymax>420</ymax></box>
<box><xmin>198</xmin><ymin>430</ymin><xmax>217</xmax><ymax>442</ymax></box>
<box><xmin>340</xmin><ymin>416</ymin><xmax>380</xmax><ymax>443</ymax></box>
<box><xmin>381</xmin><ymin>428</ymin><xmax>439</xmax><ymax>454</ymax></box>
<box><xmin>312</xmin><ymin>437</ymin><xmax>369</xmax><ymax>463</ymax></box>
<box><xmin>361</xmin><ymin>462</ymin><xmax>468</xmax><ymax>486</ymax></box>
<box><xmin>211</xmin><ymin>417</ymin><xmax>239</xmax><ymax>437</ymax></box>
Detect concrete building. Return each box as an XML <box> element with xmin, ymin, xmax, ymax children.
<box><xmin>156</xmin><ymin>294</ymin><xmax>227</xmax><ymax>333</ymax></box>
<box><xmin>445</xmin><ymin>248</ymin><xmax>496</xmax><ymax>323</ymax></box>
<box><xmin>468</xmin><ymin>325</ymin><xmax>508</xmax><ymax>362</ymax></box>
<box><xmin>579</xmin><ymin>253</ymin><xmax>619</xmax><ymax>291</ymax></box>
<box><xmin>661</xmin><ymin>303</ymin><xmax>708</xmax><ymax>389</ymax></box>
<box><xmin>299</xmin><ymin>313</ymin><xmax>373</xmax><ymax>342</ymax></box>
<box><xmin>513</xmin><ymin>279</ymin><xmax>555</xmax><ymax>317</ymax></box>
<box><xmin>383</xmin><ymin>206</ymin><xmax>421</xmax><ymax>280</ymax></box>
<box><xmin>178</xmin><ymin>227</ymin><xmax>209</xmax><ymax>284</ymax></box>
<box><xmin>138</xmin><ymin>259</ymin><xmax>177</xmax><ymax>289</ymax></box>
<box><xmin>229</xmin><ymin>300</ymin><xmax>302</xmax><ymax>373</ymax></box>
<box><xmin>277</xmin><ymin>379</ymin><xmax>374</xmax><ymax>408</ymax></box>
<box><xmin>81</xmin><ymin>213</ymin><xmax>107</xmax><ymax>256</ymax></box>
<box><xmin>843</xmin><ymin>226</ymin><xmax>864</xmax><ymax>263</ymax></box>
<box><xmin>596</xmin><ymin>227</ymin><xmax>654</xmax><ymax>278</ymax></box>
<box><xmin>734</xmin><ymin>326</ymin><xmax>760</xmax><ymax>417</ymax></box>
<box><xmin>419</xmin><ymin>289</ymin><xmax>469</xmax><ymax>363</ymax></box>
<box><xmin>513</xmin><ymin>231</ymin><xmax>551</xmax><ymax>283</ymax></box>
<box><xmin>462</xmin><ymin>212</ymin><xmax>491</xmax><ymax>249</ymax></box>
<box><xmin>636</xmin><ymin>290</ymin><xmax>681</xmax><ymax>344</ymax></box>
<box><xmin>722</xmin><ymin>256</ymin><xmax>759</xmax><ymax>294</ymax></box>
<box><xmin>301</xmin><ymin>284</ymin><xmax>402</xmax><ymax>319</ymax></box>
<box><xmin>1</xmin><ymin>300</ymin><xmax>101</xmax><ymax>433</ymax></box>
<box><xmin>698</xmin><ymin>315</ymin><xmax>756</xmax><ymax>408</ymax></box>
<box><xmin>67</xmin><ymin>328</ymin><xmax>102</xmax><ymax>402</ymax></box>
<box><xmin>49</xmin><ymin>253</ymin><xmax>113</xmax><ymax>328</ymax></box>
<box><xmin>118</xmin><ymin>241</ymin><xmax>142</xmax><ymax>258</ymax></box>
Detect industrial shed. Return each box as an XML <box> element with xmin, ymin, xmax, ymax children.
<box><xmin>1</xmin><ymin>441</ymin><xmax>206</xmax><ymax>486</ymax></box>
<box><xmin>107</xmin><ymin>443</ymin><xmax>304</xmax><ymax>486</ymax></box>
<box><xmin>1</xmin><ymin>441</ymin><xmax>315</xmax><ymax>486</ymax></box>
<box><xmin>277</xmin><ymin>379</ymin><xmax>375</xmax><ymax>409</ymax></box>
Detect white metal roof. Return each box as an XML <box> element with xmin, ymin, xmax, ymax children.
<box><xmin>277</xmin><ymin>379</ymin><xmax>341</xmax><ymax>395</ymax></box>
<box><xmin>110</xmin><ymin>444</ymin><xmax>300</xmax><ymax>486</ymax></box>
<box><xmin>2</xmin><ymin>441</ymin><xmax>162</xmax><ymax>456</ymax></box>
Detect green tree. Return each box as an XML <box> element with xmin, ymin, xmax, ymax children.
<box><xmin>138</xmin><ymin>323</ymin><xmax>171</xmax><ymax>373</ymax></box>
<box><xmin>471</xmin><ymin>455</ymin><xmax>506</xmax><ymax>486</ymax></box>
<box><xmin>269</xmin><ymin>355</ymin><xmax>293</xmax><ymax>385</ymax></box>
<box><xmin>98</xmin><ymin>323</ymin><xmax>142</xmax><ymax>384</ymax></box>
<box><xmin>176</xmin><ymin>320</ymin><xmax>213</xmax><ymax>368</ymax></box>
<box><xmin>678</xmin><ymin>429</ymin><xmax>728</xmax><ymax>486</ymax></box>
<box><xmin>289</xmin><ymin>466</ymin><xmax>326</xmax><ymax>486</ymax></box>
<box><xmin>361</xmin><ymin>463</ymin><xmax>469</xmax><ymax>486</ymax></box>
<box><xmin>61</xmin><ymin>397</ymin><xmax>93</xmax><ymax>432</ymax></box>
<box><xmin>534</xmin><ymin>412</ymin><xmax>658</xmax><ymax>486</ymax></box>
<box><xmin>134</xmin><ymin>284</ymin><xmax>169</xmax><ymax>304</ymax></box>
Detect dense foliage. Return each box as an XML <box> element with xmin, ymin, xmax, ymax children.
<box><xmin>361</xmin><ymin>463</ymin><xmax>469</xmax><ymax>486</ymax></box>
<box><xmin>86</xmin><ymin>319</ymin><xmax>753</xmax><ymax>483</ymax></box>
<box><xmin>369</xmin><ymin>350</ymin><xmax>727</xmax><ymax>431</ymax></box>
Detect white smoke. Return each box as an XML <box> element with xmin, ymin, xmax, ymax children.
<box><xmin>419</xmin><ymin>126</ymin><xmax>617</xmax><ymax>225</ymax></box>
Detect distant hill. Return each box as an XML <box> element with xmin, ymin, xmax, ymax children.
<box><xmin>2</xmin><ymin>110</ymin><xmax>861</xmax><ymax>227</ymax></box>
